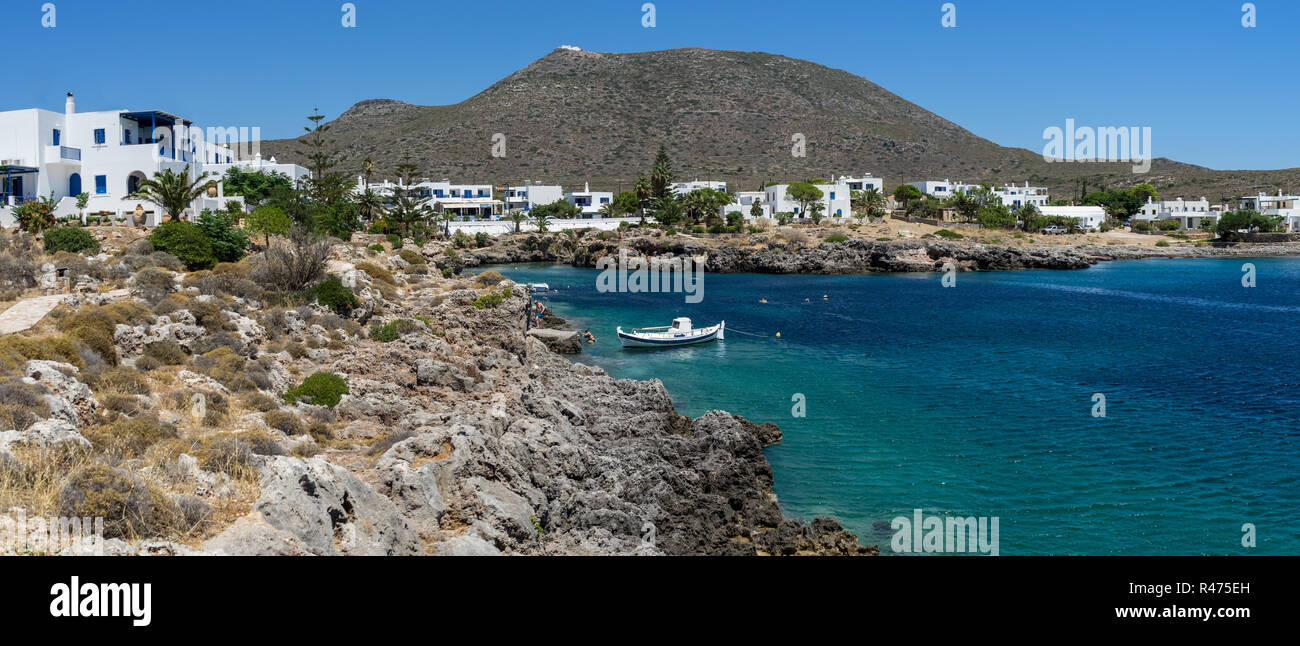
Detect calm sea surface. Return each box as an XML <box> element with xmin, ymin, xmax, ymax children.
<box><xmin>490</xmin><ymin>258</ymin><xmax>1299</xmax><ymax>554</ymax></box>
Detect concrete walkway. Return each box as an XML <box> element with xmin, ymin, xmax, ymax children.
<box><xmin>0</xmin><ymin>289</ymin><xmax>129</xmax><ymax>336</ymax></box>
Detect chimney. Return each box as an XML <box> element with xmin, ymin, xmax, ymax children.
<box><xmin>65</xmin><ymin>92</ymin><xmax>74</xmax><ymax>117</ymax></box>
<box><xmin>584</xmin><ymin>182</ymin><xmax>590</xmax><ymax>192</ymax></box>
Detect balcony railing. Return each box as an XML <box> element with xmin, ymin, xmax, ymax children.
<box><xmin>60</xmin><ymin>146</ymin><xmax>81</xmax><ymax>161</ymax></box>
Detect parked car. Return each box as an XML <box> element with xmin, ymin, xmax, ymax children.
<box><xmin>1041</xmin><ymin>225</ymin><xmax>1068</xmax><ymax>235</ymax></box>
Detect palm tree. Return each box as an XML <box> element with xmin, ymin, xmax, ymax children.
<box><xmin>633</xmin><ymin>176</ymin><xmax>651</xmax><ymax>225</ymax></box>
<box><xmin>531</xmin><ymin>210</ymin><xmax>553</xmax><ymax>233</ymax></box>
<box><xmin>437</xmin><ymin>209</ymin><xmax>457</xmax><ymax>238</ymax></box>
<box><xmin>388</xmin><ymin>189</ymin><xmax>430</xmax><ymax>238</ymax></box>
<box><xmin>361</xmin><ymin>156</ymin><xmax>376</xmax><ymax>189</ymax></box>
<box><xmin>859</xmin><ymin>187</ymin><xmax>887</xmax><ymax>220</ymax></box>
<box><xmin>123</xmin><ymin>165</ymin><xmax>215</xmax><ymax>221</ymax></box>
<box><xmin>598</xmin><ymin>202</ymin><xmax>617</xmax><ymax>219</ymax></box>
<box><xmin>357</xmin><ymin>188</ymin><xmax>384</xmax><ymax>224</ymax></box>
<box><xmin>506</xmin><ymin>210</ymin><xmax>528</xmax><ymax>233</ymax></box>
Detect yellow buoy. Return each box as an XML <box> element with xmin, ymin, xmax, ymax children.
<box><xmin>775</xmin><ymin>332</ymin><xmax>781</xmax><ymax>338</ymax></box>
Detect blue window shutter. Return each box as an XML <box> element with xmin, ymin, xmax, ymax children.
<box><xmin>53</xmin><ymin>129</ymin><xmax>60</xmax><ymax>145</ymax></box>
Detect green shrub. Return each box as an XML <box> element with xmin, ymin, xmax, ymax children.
<box><xmin>143</xmin><ymin>340</ymin><xmax>188</xmax><ymax>366</ymax></box>
<box><xmin>471</xmin><ymin>288</ymin><xmax>513</xmax><ymax>309</ymax></box>
<box><xmin>824</xmin><ymin>234</ymin><xmax>849</xmax><ymax>243</ymax></box>
<box><xmin>84</xmin><ymin>415</ymin><xmax>178</xmax><ymax>458</ymax></box>
<box><xmin>310</xmin><ymin>276</ymin><xmax>358</xmax><ymax>314</ymax></box>
<box><xmin>57</xmin><ymin>464</ymin><xmax>180</xmax><ymax>539</ymax></box>
<box><xmin>367</xmin><ymin>243</ymin><xmax>385</xmax><ymax>253</ymax></box>
<box><xmin>471</xmin><ymin>270</ymin><xmax>505</xmax><ymax>287</ymax></box>
<box><xmin>386</xmin><ymin>233</ymin><xmax>402</xmax><ymax>249</ymax></box>
<box><xmin>197</xmin><ymin>210</ymin><xmax>249</xmax><ymax>263</ymax></box>
<box><xmin>43</xmin><ymin>226</ymin><xmax>100</xmax><ymax>254</ymax></box>
<box><xmin>355</xmin><ymin>261</ymin><xmax>394</xmax><ymax>285</ymax></box>
<box><xmin>148</xmin><ymin>221</ymin><xmax>217</xmax><ymax>271</ymax></box>
<box><xmin>264</xmin><ymin>410</ymin><xmax>305</xmax><ymax>434</ymax></box>
<box><xmin>398</xmin><ymin>248</ymin><xmax>425</xmax><ymax>265</ymax></box>
<box><xmin>283</xmin><ymin>371</ymin><xmax>348</xmax><ymax>408</ymax></box>
<box><xmin>934</xmin><ymin>229</ymin><xmax>965</xmax><ymax>239</ymax></box>
<box><xmin>1155</xmin><ymin>240</ymin><xmax>1170</xmax><ymax>247</ymax></box>
<box><xmin>370</xmin><ymin>319</ymin><xmax>422</xmax><ymax>342</ymax></box>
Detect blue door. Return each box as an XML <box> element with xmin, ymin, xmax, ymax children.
<box><xmin>69</xmin><ymin>173</ymin><xmax>81</xmax><ymax>196</ymax></box>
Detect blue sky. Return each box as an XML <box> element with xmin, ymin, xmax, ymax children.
<box><xmin>7</xmin><ymin>0</ymin><xmax>1296</xmax><ymax>170</ymax></box>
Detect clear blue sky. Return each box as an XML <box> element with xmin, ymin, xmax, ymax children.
<box><xmin>8</xmin><ymin>0</ymin><xmax>1296</xmax><ymax>170</ymax></box>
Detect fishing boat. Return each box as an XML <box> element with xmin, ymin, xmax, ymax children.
<box><xmin>617</xmin><ymin>317</ymin><xmax>724</xmax><ymax>348</ymax></box>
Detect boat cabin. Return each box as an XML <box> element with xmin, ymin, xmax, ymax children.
<box><xmin>671</xmin><ymin>317</ymin><xmax>692</xmax><ymax>332</ymax></box>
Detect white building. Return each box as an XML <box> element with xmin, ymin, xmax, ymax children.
<box><xmin>504</xmin><ymin>182</ymin><xmax>564</xmax><ymax>212</ymax></box>
<box><xmin>722</xmin><ymin>191</ymin><xmax>768</xmax><ymax>218</ymax></box>
<box><xmin>908</xmin><ymin>179</ymin><xmax>1048</xmax><ymax>209</ymax></box>
<box><xmin>671</xmin><ymin>180</ymin><xmax>728</xmax><ymax>196</ymax></box>
<box><xmin>1134</xmin><ymin>197</ymin><xmax>1213</xmax><ymax>229</ymax></box>
<box><xmin>1039</xmin><ymin>205</ymin><xmax>1106</xmax><ymax>231</ymax></box>
<box><xmin>209</xmin><ymin>153</ymin><xmax>312</xmax><ymax>186</ymax></box>
<box><xmin>764</xmin><ymin>181</ymin><xmax>852</xmax><ymax>219</ymax></box>
<box><xmin>365</xmin><ymin>178</ymin><xmax>502</xmax><ymax>220</ymax></box>
<box><xmin>0</xmin><ymin>93</ymin><xmax>299</xmax><ymax>227</ymax></box>
<box><xmin>836</xmin><ymin>173</ymin><xmax>884</xmax><ymax>193</ymax></box>
<box><xmin>1239</xmin><ymin>192</ymin><xmax>1300</xmax><ymax>232</ymax></box>
<box><xmin>564</xmin><ymin>183</ymin><xmax>614</xmax><ymax>217</ymax></box>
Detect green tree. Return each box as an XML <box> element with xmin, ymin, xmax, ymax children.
<box><xmin>649</xmin><ymin>144</ymin><xmax>675</xmax><ymax>202</ymax></box>
<box><xmin>750</xmin><ymin>197</ymin><xmax>763</xmax><ymax>220</ymax></box>
<box><xmin>786</xmin><ymin>182</ymin><xmax>824</xmax><ymax>220</ymax></box>
<box><xmin>222</xmin><ymin>167</ymin><xmax>293</xmax><ymax>208</ymax></box>
<box><xmin>633</xmin><ymin>176</ymin><xmax>652</xmax><ymax>224</ymax></box>
<box><xmin>197</xmin><ymin>209</ymin><xmax>249</xmax><ymax>263</ymax></box>
<box><xmin>75</xmin><ymin>192</ymin><xmax>90</xmax><ymax>222</ymax></box>
<box><xmin>356</xmin><ymin>188</ymin><xmax>385</xmax><ymax>224</ymax></box>
<box><xmin>506</xmin><ymin>210</ymin><xmax>528</xmax><ymax>233</ymax></box>
<box><xmin>530</xmin><ymin>210</ymin><xmax>553</xmax><ymax>232</ymax></box>
<box><xmin>245</xmin><ymin>205</ymin><xmax>292</xmax><ymax>248</ymax></box>
<box><xmin>532</xmin><ymin>199</ymin><xmax>580</xmax><ymax>219</ymax></box>
<box><xmin>1216</xmin><ymin>209</ymin><xmax>1282</xmax><ymax>240</ymax></box>
<box><xmin>611</xmin><ymin>191</ymin><xmax>639</xmax><ymax>216</ymax></box>
<box><xmin>893</xmin><ymin>184</ymin><xmax>923</xmax><ymax>211</ymax></box>
<box><xmin>681</xmin><ymin>188</ymin><xmax>731</xmax><ymax>225</ymax></box>
<box><xmin>124</xmin><ymin>166</ymin><xmax>215</xmax><ymax>220</ymax></box>
<box><xmin>148</xmin><ymin>220</ymin><xmax>217</xmax><ymax>270</ymax></box>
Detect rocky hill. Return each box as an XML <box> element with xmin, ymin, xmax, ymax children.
<box><xmin>260</xmin><ymin>47</ymin><xmax>1300</xmax><ymax>201</ymax></box>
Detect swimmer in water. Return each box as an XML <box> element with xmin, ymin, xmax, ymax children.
<box><xmin>759</xmin><ymin>298</ymin><xmax>768</xmax><ymax>304</ymax></box>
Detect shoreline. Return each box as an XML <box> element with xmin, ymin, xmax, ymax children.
<box><xmin>462</xmin><ymin>234</ymin><xmax>1300</xmax><ymax>275</ymax></box>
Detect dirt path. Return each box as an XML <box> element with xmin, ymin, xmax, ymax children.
<box><xmin>0</xmin><ymin>289</ymin><xmax>129</xmax><ymax>336</ymax></box>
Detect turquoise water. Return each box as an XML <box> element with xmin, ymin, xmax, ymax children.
<box><xmin>491</xmin><ymin>259</ymin><xmax>1300</xmax><ymax>555</ymax></box>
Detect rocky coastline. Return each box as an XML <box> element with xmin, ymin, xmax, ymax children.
<box><xmin>2</xmin><ymin>231</ymin><xmax>874</xmax><ymax>556</ymax></box>
<box><xmin>464</xmin><ymin>234</ymin><xmax>1300</xmax><ymax>275</ymax></box>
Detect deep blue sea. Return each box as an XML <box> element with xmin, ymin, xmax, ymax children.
<box><xmin>489</xmin><ymin>258</ymin><xmax>1300</xmax><ymax>555</ymax></box>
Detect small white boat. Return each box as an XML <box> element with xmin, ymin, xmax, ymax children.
<box><xmin>617</xmin><ymin>317</ymin><xmax>724</xmax><ymax>348</ymax></box>
<box><xmin>528</xmin><ymin>283</ymin><xmax>550</xmax><ymax>293</ymax></box>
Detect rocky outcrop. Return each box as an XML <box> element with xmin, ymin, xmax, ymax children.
<box><xmin>205</xmin><ymin>275</ymin><xmax>874</xmax><ymax>556</ymax></box>
<box><xmin>526</xmin><ymin>328</ymin><xmax>582</xmax><ymax>354</ymax></box>
<box><xmin>467</xmin><ymin>236</ymin><xmax>1300</xmax><ymax>275</ymax></box>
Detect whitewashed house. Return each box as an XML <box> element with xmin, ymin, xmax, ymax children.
<box><xmin>0</xmin><ymin>93</ymin><xmax>299</xmax><ymax>227</ymax></box>
<box><xmin>671</xmin><ymin>180</ymin><xmax>728</xmax><ymax>196</ymax></box>
<box><xmin>1133</xmin><ymin>197</ymin><xmax>1213</xmax><ymax>229</ymax></box>
<box><xmin>837</xmin><ymin>173</ymin><xmax>884</xmax><ymax>193</ymax></box>
<box><xmin>564</xmin><ymin>183</ymin><xmax>613</xmax><ymax>217</ymax></box>
<box><xmin>722</xmin><ymin>191</ymin><xmax>768</xmax><ymax>219</ymax></box>
<box><xmin>1039</xmin><ymin>205</ymin><xmax>1106</xmax><ymax>231</ymax></box>
<box><xmin>764</xmin><ymin>181</ymin><xmax>852</xmax><ymax>219</ymax></box>
<box><xmin>365</xmin><ymin>178</ymin><xmax>501</xmax><ymax>220</ymax></box>
<box><xmin>504</xmin><ymin>182</ymin><xmax>564</xmax><ymax>211</ymax></box>
<box><xmin>908</xmin><ymin>179</ymin><xmax>1048</xmax><ymax>209</ymax></box>
<box><xmin>1239</xmin><ymin>192</ymin><xmax>1300</xmax><ymax>232</ymax></box>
